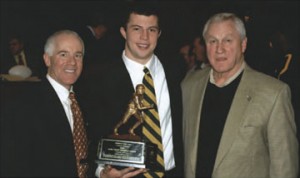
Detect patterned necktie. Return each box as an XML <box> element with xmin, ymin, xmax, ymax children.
<box><xmin>69</xmin><ymin>92</ymin><xmax>88</xmax><ymax>178</ymax></box>
<box><xmin>142</xmin><ymin>67</ymin><xmax>165</xmax><ymax>178</ymax></box>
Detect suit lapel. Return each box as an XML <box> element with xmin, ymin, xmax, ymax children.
<box><xmin>40</xmin><ymin>79</ymin><xmax>74</xmax><ymax>138</ymax></box>
<box><xmin>213</xmin><ymin>65</ymin><xmax>254</xmax><ymax>171</ymax></box>
<box><xmin>161</xmin><ymin>60</ymin><xmax>181</xmax><ymax>122</ymax></box>
<box><xmin>161</xmin><ymin>60</ymin><xmax>185</xmax><ymax>167</ymax></box>
<box><xmin>100</xmin><ymin>59</ymin><xmax>135</xmax><ymax>104</ymax></box>
<box><xmin>38</xmin><ymin>79</ymin><xmax>78</xmax><ymax>172</ymax></box>
<box><xmin>116</xmin><ymin>60</ymin><xmax>135</xmax><ymax>94</ymax></box>
<box><xmin>101</xmin><ymin>60</ymin><xmax>135</xmax><ymax>134</ymax></box>
<box><xmin>187</xmin><ymin>69</ymin><xmax>210</xmax><ymax>174</ymax></box>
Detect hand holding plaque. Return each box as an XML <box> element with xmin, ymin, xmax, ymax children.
<box><xmin>96</xmin><ymin>84</ymin><xmax>157</xmax><ymax>169</ymax></box>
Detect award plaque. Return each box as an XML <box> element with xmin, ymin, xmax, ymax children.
<box><xmin>96</xmin><ymin>84</ymin><xmax>157</xmax><ymax>169</ymax></box>
<box><xmin>96</xmin><ymin>138</ymin><xmax>157</xmax><ymax>168</ymax></box>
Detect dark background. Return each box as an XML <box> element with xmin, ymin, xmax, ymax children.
<box><xmin>1</xmin><ymin>0</ymin><xmax>299</xmax><ymax>61</ymax></box>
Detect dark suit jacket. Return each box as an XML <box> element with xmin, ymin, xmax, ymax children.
<box><xmin>0</xmin><ymin>79</ymin><xmax>95</xmax><ymax>177</ymax></box>
<box><xmin>79</xmin><ymin>58</ymin><xmax>184</xmax><ymax>177</ymax></box>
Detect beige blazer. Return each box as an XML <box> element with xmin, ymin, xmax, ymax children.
<box><xmin>181</xmin><ymin>64</ymin><xmax>298</xmax><ymax>178</ymax></box>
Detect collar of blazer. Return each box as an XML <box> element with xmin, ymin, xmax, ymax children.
<box><xmin>185</xmin><ymin>64</ymin><xmax>255</xmax><ymax>173</ymax></box>
<box><xmin>214</xmin><ymin>64</ymin><xmax>254</xmax><ymax>171</ymax></box>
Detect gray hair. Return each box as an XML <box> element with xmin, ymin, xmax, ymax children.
<box><xmin>44</xmin><ymin>30</ymin><xmax>85</xmax><ymax>56</ymax></box>
<box><xmin>202</xmin><ymin>12</ymin><xmax>246</xmax><ymax>41</ymax></box>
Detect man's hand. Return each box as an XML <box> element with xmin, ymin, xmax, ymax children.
<box><xmin>100</xmin><ymin>165</ymin><xmax>147</xmax><ymax>178</ymax></box>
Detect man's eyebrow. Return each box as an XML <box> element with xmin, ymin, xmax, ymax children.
<box><xmin>57</xmin><ymin>50</ymin><xmax>68</xmax><ymax>53</ymax></box>
<box><xmin>129</xmin><ymin>24</ymin><xmax>159</xmax><ymax>29</ymax></box>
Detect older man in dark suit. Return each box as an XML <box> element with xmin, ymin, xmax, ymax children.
<box><xmin>1</xmin><ymin>30</ymin><xmax>95</xmax><ymax>177</ymax></box>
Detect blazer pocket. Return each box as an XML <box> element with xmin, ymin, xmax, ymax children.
<box><xmin>230</xmin><ymin>125</ymin><xmax>267</xmax><ymax>157</ymax></box>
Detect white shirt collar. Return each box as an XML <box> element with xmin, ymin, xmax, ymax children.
<box><xmin>210</xmin><ymin>61</ymin><xmax>245</xmax><ymax>87</ymax></box>
<box><xmin>46</xmin><ymin>74</ymin><xmax>70</xmax><ymax>102</ymax></box>
<box><xmin>122</xmin><ymin>51</ymin><xmax>161</xmax><ymax>90</ymax></box>
<box><xmin>122</xmin><ymin>50</ymin><xmax>157</xmax><ymax>77</ymax></box>
<box><xmin>87</xmin><ymin>25</ymin><xmax>96</xmax><ymax>37</ymax></box>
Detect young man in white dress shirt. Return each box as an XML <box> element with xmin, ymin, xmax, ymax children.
<box><xmin>84</xmin><ymin>3</ymin><xmax>183</xmax><ymax>178</ymax></box>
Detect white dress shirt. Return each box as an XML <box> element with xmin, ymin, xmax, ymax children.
<box><xmin>123</xmin><ymin>51</ymin><xmax>175</xmax><ymax>170</ymax></box>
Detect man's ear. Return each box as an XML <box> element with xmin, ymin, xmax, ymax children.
<box><xmin>158</xmin><ymin>30</ymin><xmax>162</xmax><ymax>38</ymax></box>
<box><xmin>120</xmin><ymin>27</ymin><xmax>127</xmax><ymax>40</ymax></box>
<box><xmin>43</xmin><ymin>53</ymin><xmax>51</xmax><ymax>67</ymax></box>
<box><xmin>242</xmin><ymin>37</ymin><xmax>247</xmax><ymax>53</ymax></box>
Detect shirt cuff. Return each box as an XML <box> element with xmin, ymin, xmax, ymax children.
<box><xmin>95</xmin><ymin>164</ymin><xmax>105</xmax><ymax>178</ymax></box>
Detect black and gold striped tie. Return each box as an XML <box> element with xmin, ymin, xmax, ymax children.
<box><xmin>142</xmin><ymin>67</ymin><xmax>164</xmax><ymax>178</ymax></box>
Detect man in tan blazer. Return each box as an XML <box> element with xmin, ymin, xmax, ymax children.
<box><xmin>181</xmin><ymin>12</ymin><xmax>298</xmax><ymax>178</ymax></box>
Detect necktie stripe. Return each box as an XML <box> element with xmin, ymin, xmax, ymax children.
<box><xmin>143</xmin><ymin>97</ymin><xmax>158</xmax><ymax>112</ymax></box>
<box><xmin>143</xmin><ymin>122</ymin><xmax>163</xmax><ymax>148</ymax></box>
<box><xmin>144</xmin><ymin>116</ymin><xmax>162</xmax><ymax>136</ymax></box>
<box><xmin>143</xmin><ymin>117</ymin><xmax>163</xmax><ymax>151</ymax></box>
<box><xmin>144</xmin><ymin>73</ymin><xmax>154</xmax><ymax>81</ymax></box>
<box><xmin>145</xmin><ymin>89</ymin><xmax>156</xmax><ymax>103</ymax></box>
<box><xmin>145</xmin><ymin>172</ymin><xmax>157</xmax><ymax>178</ymax></box>
<box><xmin>146</xmin><ymin>171</ymin><xmax>164</xmax><ymax>178</ymax></box>
<box><xmin>142</xmin><ymin>67</ymin><xmax>164</xmax><ymax>178</ymax></box>
<box><xmin>143</xmin><ymin>127</ymin><xmax>161</xmax><ymax>145</ymax></box>
<box><xmin>144</xmin><ymin>173</ymin><xmax>152</xmax><ymax>178</ymax></box>
<box><xmin>144</xmin><ymin>78</ymin><xmax>155</xmax><ymax>92</ymax></box>
<box><xmin>143</xmin><ymin>77</ymin><xmax>155</xmax><ymax>93</ymax></box>
<box><xmin>155</xmin><ymin>172</ymin><xmax>164</xmax><ymax>177</ymax></box>
<box><xmin>157</xmin><ymin>155</ymin><xmax>164</xmax><ymax>166</ymax></box>
<box><xmin>142</xmin><ymin>128</ymin><xmax>164</xmax><ymax>160</ymax></box>
<box><xmin>143</xmin><ymin>99</ymin><xmax>159</xmax><ymax>119</ymax></box>
<box><xmin>144</xmin><ymin>108</ymin><xmax>160</xmax><ymax>124</ymax></box>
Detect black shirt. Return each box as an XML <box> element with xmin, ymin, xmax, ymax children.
<box><xmin>196</xmin><ymin>72</ymin><xmax>243</xmax><ymax>178</ymax></box>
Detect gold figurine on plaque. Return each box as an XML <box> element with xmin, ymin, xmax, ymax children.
<box><xmin>113</xmin><ymin>84</ymin><xmax>153</xmax><ymax>136</ymax></box>
<box><xmin>96</xmin><ymin>84</ymin><xmax>157</xmax><ymax>169</ymax></box>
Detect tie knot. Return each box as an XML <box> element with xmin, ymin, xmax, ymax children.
<box><xmin>69</xmin><ymin>92</ymin><xmax>76</xmax><ymax>100</ymax></box>
<box><xmin>143</xmin><ymin>67</ymin><xmax>150</xmax><ymax>74</ymax></box>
